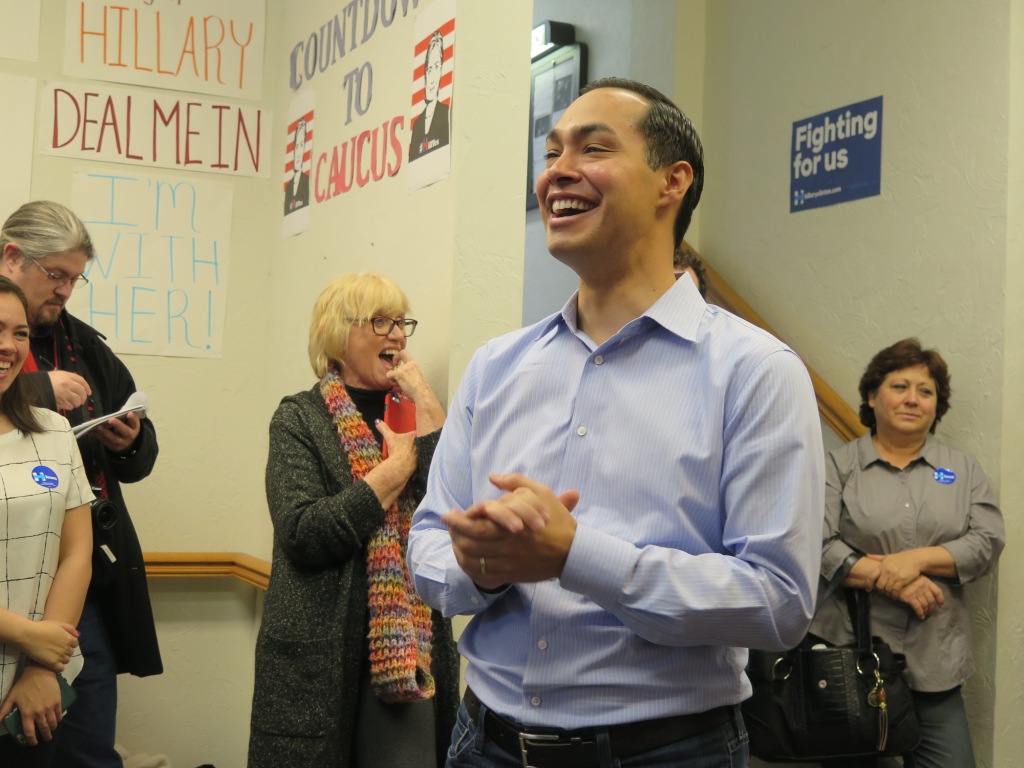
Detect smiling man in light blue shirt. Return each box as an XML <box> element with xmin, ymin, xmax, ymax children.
<box><xmin>408</xmin><ymin>77</ymin><xmax>824</xmax><ymax>768</ymax></box>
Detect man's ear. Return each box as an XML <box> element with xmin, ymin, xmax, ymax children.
<box><xmin>658</xmin><ymin>161</ymin><xmax>694</xmax><ymax>209</ymax></box>
<box><xmin>1</xmin><ymin>243</ymin><xmax>21</xmax><ymax>275</ymax></box>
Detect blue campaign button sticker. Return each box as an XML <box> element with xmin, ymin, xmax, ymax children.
<box><xmin>31</xmin><ymin>465</ymin><xmax>60</xmax><ymax>489</ymax></box>
<box><xmin>933</xmin><ymin>468</ymin><xmax>957</xmax><ymax>485</ymax></box>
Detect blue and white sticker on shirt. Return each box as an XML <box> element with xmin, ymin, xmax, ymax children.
<box><xmin>933</xmin><ymin>468</ymin><xmax>957</xmax><ymax>485</ymax></box>
<box><xmin>31</xmin><ymin>465</ymin><xmax>60</xmax><ymax>489</ymax></box>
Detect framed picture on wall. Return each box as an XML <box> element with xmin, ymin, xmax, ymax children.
<box><xmin>526</xmin><ymin>42</ymin><xmax>587</xmax><ymax>210</ymax></box>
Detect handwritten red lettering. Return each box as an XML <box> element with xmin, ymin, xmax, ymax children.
<box><xmin>184</xmin><ymin>102</ymin><xmax>201</xmax><ymax>166</ymax></box>
<box><xmin>47</xmin><ymin>82</ymin><xmax>265</xmax><ymax>176</ymax></box>
<box><xmin>316</xmin><ymin>116</ymin><xmax>404</xmax><ymax>200</ymax></box>
<box><xmin>98</xmin><ymin>96</ymin><xmax>121</xmax><ymax>153</ymax></box>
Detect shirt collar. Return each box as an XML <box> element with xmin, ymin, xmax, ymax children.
<box><xmin>857</xmin><ymin>432</ymin><xmax>939</xmax><ymax>470</ymax></box>
<box><xmin>646</xmin><ymin>276</ymin><xmax>705</xmax><ymax>341</ymax></box>
<box><xmin>556</xmin><ymin>276</ymin><xmax>706</xmax><ymax>343</ymax></box>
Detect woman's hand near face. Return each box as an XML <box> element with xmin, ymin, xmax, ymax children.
<box><xmin>362</xmin><ymin>422</ymin><xmax>417</xmax><ymax>510</ymax></box>
<box><xmin>386</xmin><ymin>350</ymin><xmax>445</xmax><ymax>434</ymax></box>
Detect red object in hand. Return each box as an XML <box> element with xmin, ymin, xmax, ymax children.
<box><xmin>381</xmin><ymin>392</ymin><xmax>416</xmax><ymax>458</ymax></box>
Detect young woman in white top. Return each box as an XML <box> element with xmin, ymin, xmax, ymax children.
<box><xmin>0</xmin><ymin>276</ymin><xmax>92</xmax><ymax>767</ymax></box>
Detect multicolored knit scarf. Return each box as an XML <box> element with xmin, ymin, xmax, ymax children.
<box><xmin>320</xmin><ymin>364</ymin><xmax>435</xmax><ymax>703</ymax></box>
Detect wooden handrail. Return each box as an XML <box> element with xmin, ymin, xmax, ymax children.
<box><xmin>694</xmin><ymin>244</ymin><xmax>865</xmax><ymax>443</ymax></box>
<box><xmin>144</xmin><ymin>552</ymin><xmax>271</xmax><ymax>590</ymax></box>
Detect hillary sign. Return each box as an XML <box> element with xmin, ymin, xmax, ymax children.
<box><xmin>790</xmin><ymin>96</ymin><xmax>882</xmax><ymax>213</ymax></box>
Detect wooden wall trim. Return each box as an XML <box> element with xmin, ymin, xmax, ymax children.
<box><xmin>143</xmin><ymin>551</ymin><xmax>271</xmax><ymax>590</ymax></box>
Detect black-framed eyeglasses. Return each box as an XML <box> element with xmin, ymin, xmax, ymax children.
<box><xmin>25</xmin><ymin>254</ymin><xmax>90</xmax><ymax>289</ymax></box>
<box><xmin>348</xmin><ymin>316</ymin><xmax>418</xmax><ymax>337</ymax></box>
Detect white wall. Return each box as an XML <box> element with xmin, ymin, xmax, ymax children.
<box><xmin>1</xmin><ymin>0</ymin><xmax>532</xmax><ymax>762</ymax></box>
<box><xmin>116</xmin><ymin>580</ymin><xmax>262</xmax><ymax>766</ymax></box>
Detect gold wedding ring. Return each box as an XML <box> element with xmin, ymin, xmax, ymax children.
<box><xmin>479</xmin><ymin>556</ymin><xmax>487</xmax><ymax>576</ymax></box>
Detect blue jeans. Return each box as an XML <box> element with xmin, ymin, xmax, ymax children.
<box><xmin>902</xmin><ymin>687</ymin><xmax>976</xmax><ymax>768</ymax></box>
<box><xmin>821</xmin><ymin>686</ymin><xmax>975</xmax><ymax>768</ymax></box>
<box><xmin>446</xmin><ymin>699</ymin><xmax>749</xmax><ymax>768</ymax></box>
<box><xmin>52</xmin><ymin>598</ymin><xmax>122</xmax><ymax>768</ymax></box>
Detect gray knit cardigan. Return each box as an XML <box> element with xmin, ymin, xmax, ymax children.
<box><xmin>247</xmin><ymin>387</ymin><xmax>459</xmax><ymax>766</ymax></box>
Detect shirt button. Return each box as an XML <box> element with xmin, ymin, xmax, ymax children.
<box><xmin>577</xmin><ymin>425</ymin><xmax>587</xmax><ymax>436</ymax></box>
<box><xmin>594</xmin><ymin>355</ymin><xmax>604</xmax><ymax>365</ymax></box>
<box><xmin>470</xmin><ymin>596</ymin><xmax>480</xmax><ymax>604</ymax></box>
<box><xmin>905</xmin><ymin>503</ymin><xmax>910</xmax><ymax>508</ymax></box>
<box><xmin>531</xmin><ymin>696</ymin><xmax>542</xmax><ymax>707</ymax></box>
<box><xmin>537</xmin><ymin>639</ymin><xmax>548</xmax><ymax>650</ymax></box>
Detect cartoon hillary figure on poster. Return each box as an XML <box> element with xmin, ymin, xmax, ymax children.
<box><xmin>409</xmin><ymin>30</ymin><xmax>450</xmax><ymax>161</ymax></box>
<box><xmin>284</xmin><ymin>117</ymin><xmax>311</xmax><ymax>215</ymax></box>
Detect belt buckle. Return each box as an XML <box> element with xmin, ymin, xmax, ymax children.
<box><xmin>517</xmin><ymin>731</ymin><xmax>560</xmax><ymax>768</ymax></box>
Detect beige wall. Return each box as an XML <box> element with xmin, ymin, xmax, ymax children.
<box><xmin>995</xmin><ymin>2</ymin><xmax>1024</xmax><ymax>765</ymax></box>
<box><xmin>4</xmin><ymin>0</ymin><xmax>1021</xmax><ymax>764</ymax></box>
<box><xmin>681</xmin><ymin>1</ymin><xmax>1017</xmax><ymax>765</ymax></box>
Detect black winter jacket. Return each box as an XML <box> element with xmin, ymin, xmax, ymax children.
<box><xmin>27</xmin><ymin>310</ymin><xmax>162</xmax><ymax>677</ymax></box>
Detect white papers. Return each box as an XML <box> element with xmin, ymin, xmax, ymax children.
<box><xmin>73</xmin><ymin>392</ymin><xmax>149</xmax><ymax>439</ymax></box>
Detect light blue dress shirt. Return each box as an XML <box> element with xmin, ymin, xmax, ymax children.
<box><xmin>408</xmin><ymin>277</ymin><xmax>825</xmax><ymax>729</ymax></box>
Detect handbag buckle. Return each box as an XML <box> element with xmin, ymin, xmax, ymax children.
<box><xmin>856</xmin><ymin>652</ymin><xmax>881</xmax><ymax>677</ymax></box>
<box><xmin>771</xmin><ymin>655</ymin><xmax>793</xmax><ymax>681</ymax></box>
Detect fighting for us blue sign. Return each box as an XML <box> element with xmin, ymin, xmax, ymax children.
<box><xmin>791</xmin><ymin>96</ymin><xmax>883</xmax><ymax>213</ymax></box>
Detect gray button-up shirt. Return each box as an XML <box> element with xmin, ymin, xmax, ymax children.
<box><xmin>809</xmin><ymin>433</ymin><xmax>1004</xmax><ymax>691</ymax></box>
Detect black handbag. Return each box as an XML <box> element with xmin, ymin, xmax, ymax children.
<box><xmin>742</xmin><ymin>589</ymin><xmax>921</xmax><ymax>762</ymax></box>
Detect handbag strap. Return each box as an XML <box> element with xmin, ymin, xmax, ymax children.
<box><xmin>825</xmin><ymin>446</ymin><xmax>872</xmax><ymax>650</ymax></box>
<box><xmin>819</xmin><ymin>550</ymin><xmax>861</xmax><ymax>605</ymax></box>
<box><xmin>818</xmin><ymin>449</ymin><xmax>865</xmax><ymax>607</ymax></box>
<box><xmin>843</xmin><ymin>587</ymin><xmax>873</xmax><ymax>650</ymax></box>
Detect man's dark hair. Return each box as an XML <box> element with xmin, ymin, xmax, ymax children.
<box><xmin>579</xmin><ymin>77</ymin><xmax>704</xmax><ymax>247</ymax></box>
<box><xmin>673</xmin><ymin>246</ymin><xmax>708</xmax><ymax>298</ymax></box>
<box><xmin>858</xmin><ymin>338</ymin><xmax>951</xmax><ymax>434</ymax></box>
<box><xmin>0</xmin><ymin>276</ymin><xmax>43</xmax><ymax>434</ymax></box>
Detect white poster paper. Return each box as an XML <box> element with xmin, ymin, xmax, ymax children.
<box><xmin>39</xmin><ymin>80</ymin><xmax>270</xmax><ymax>178</ymax></box>
<box><xmin>282</xmin><ymin>89</ymin><xmax>316</xmax><ymax>239</ymax></box>
<box><xmin>407</xmin><ymin>0</ymin><xmax>456</xmax><ymax>192</ymax></box>
<box><xmin>69</xmin><ymin>168</ymin><xmax>232</xmax><ymax>359</ymax></box>
<box><xmin>64</xmin><ymin>0</ymin><xmax>265</xmax><ymax>100</ymax></box>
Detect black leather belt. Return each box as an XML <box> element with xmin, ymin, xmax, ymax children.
<box><xmin>464</xmin><ymin>687</ymin><xmax>734</xmax><ymax>768</ymax></box>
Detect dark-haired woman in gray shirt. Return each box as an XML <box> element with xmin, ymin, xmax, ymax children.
<box><xmin>811</xmin><ymin>338</ymin><xmax>1004</xmax><ymax>768</ymax></box>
